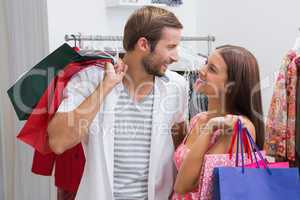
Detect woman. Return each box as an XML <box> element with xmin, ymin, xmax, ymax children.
<box><xmin>172</xmin><ymin>45</ymin><xmax>265</xmax><ymax>199</ymax></box>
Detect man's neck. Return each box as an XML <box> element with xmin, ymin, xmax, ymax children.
<box><xmin>122</xmin><ymin>52</ymin><xmax>155</xmax><ymax>102</ymax></box>
<box><xmin>122</xmin><ymin>52</ymin><xmax>154</xmax><ymax>88</ymax></box>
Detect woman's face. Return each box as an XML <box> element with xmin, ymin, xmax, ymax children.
<box><xmin>195</xmin><ymin>50</ymin><xmax>228</xmax><ymax>97</ymax></box>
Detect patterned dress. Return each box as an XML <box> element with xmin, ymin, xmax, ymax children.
<box><xmin>265</xmin><ymin>51</ymin><xmax>300</xmax><ymax>161</ymax></box>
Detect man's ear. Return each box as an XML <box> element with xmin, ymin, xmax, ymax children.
<box><xmin>135</xmin><ymin>37</ymin><xmax>151</xmax><ymax>52</ymax></box>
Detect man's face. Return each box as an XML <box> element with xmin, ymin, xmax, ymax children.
<box><xmin>142</xmin><ymin>27</ymin><xmax>181</xmax><ymax>77</ymax></box>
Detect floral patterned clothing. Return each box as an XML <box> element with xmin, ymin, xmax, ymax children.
<box><xmin>265</xmin><ymin>51</ymin><xmax>299</xmax><ymax>161</ymax></box>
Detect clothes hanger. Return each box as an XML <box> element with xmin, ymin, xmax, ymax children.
<box><xmin>71</xmin><ymin>34</ymin><xmax>80</xmax><ymax>51</ymax></box>
<box><xmin>79</xmin><ymin>39</ymin><xmax>117</xmax><ymax>64</ymax></box>
<box><xmin>113</xmin><ymin>38</ymin><xmax>120</xmax><ymax>61</ymax></box>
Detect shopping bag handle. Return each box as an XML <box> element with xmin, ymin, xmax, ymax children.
<box><xmin>236</xmin><ymin>119</ymin><xmax>240</xmax><ymax>167</ymax></box>
<box><xmin>245</xmin><ymin>128</ymin><xmax>272</xmax><ymax>174</ymax></box>
<box><xmin>231</xmin><ymin>118</ymin><xmax>271</xmax><ymax>175</ymax></box>
<box><xmin>239</xmin><ymin>120</ymin><xmax>246</xmax><ymax>173</ymax></box>
<box><xmin>229</xmin><ymin>119</ymin><xmax>257</xmax><ymax>168</ymax></box>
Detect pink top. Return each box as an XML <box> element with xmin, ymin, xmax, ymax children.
<box><xmin>172</xmin><ymin>112</ymin><xmax>222</xmax><ymax>200</ymax></box>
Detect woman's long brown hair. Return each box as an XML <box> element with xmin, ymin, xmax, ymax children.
<box><xmin>217</xmin><ymin>45</ymin><xmax>265</xmax><ymax>150</ymax></box>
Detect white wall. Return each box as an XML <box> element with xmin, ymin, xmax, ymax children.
<box><xmin>1</xmin><ymin>0</ymin><xmax>51</xmax><ymax>200</ymax></box>
<box><xmin>47</xmin><ymin>0</ymin><xmax>300</xmax><ymax>115</ymax></box>
<box><xmin>47</xmin><ymin>0</ymin><xmax>202</xmax><ymax>51</ymax></box>
<box><xmin>195</xmin><ymin>0</ymin><xmax>300</xmax><ymax>116</ymax></box>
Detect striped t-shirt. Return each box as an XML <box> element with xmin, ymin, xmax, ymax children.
<box><xmin>113</xmin><ymin>87</ymin><xmax>154</xmax><ymax>200</ymax></box>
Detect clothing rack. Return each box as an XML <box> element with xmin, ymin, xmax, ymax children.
<box><xmin>64</xmin><ymin>34</ymin><xmax>215</xmax><ymax>42</ymax></box>
<box><xmin>64</xmin><ymin>34</ymin><xmax>215</xmax><ymax>55</ymax></box>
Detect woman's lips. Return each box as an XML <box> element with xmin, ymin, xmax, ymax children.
<box><xmin>194</xmin><ymin>76</ymin><xmax>207</xmax><ymax>92</ymax></box>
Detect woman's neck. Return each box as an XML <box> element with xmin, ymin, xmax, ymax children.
<box><xmin>206</xmin><ymin>97</ymin><xmax>227</xmax><ymax>119</ymax></box>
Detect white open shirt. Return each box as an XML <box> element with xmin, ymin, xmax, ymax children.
<box><xmin>57</xmin><ymin>66</ymin><xmax>188</xmax><ymax>200</ymax></box>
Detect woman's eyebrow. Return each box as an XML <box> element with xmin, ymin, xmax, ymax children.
<box><xmin>209</xmin><ymin>63</ymin><xmax>219</xmax><ymax>72</ymax></box>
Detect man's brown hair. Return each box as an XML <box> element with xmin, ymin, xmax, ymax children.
<box><xmin>123</xmin><ymin>6</ymin><xmax>183</xmax><ymax>52</ymax></box>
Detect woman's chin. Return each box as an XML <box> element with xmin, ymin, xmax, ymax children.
<box><xmin>194</xmin><ymin>85</ymin><xmax>206</xmax><ymax>94</ymax></box>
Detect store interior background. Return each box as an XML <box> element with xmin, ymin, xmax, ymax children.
<box><xmin>0</xmin><ymin>0</ymin><xmax>299</xmax><ymax>199</ymax></box>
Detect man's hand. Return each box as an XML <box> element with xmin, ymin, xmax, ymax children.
<box><xmin>103</xmin><ymin>59</ymin><xmax>128</xmax><ymax>89</ymax></box>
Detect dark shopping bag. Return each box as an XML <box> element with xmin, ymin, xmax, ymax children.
<box><xmin>213</xmin><ymin>119</ymin><xmax>300</xmax><ymax>200</ymax></box>
<box><xmin>7</xmin><ymin>43</ymin><xmax>112</xmax><ymax>120</ymax></box>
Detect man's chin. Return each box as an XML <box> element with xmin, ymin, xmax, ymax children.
<box><xmin>158</xmin><ymin>65</ymin><xmax>168</xmax><ymax>76</ymax></box>
<box><xmin>150</xmin><ymin>71</ymin><xmax>164</xmax><ymax>77</ymax></box>
<box><xmin>156</xmin><ymin>73</ymin><xmax>164</xmax><ymax>77</ymax></box>
<box><xmin>144</xmin><ymin>65</ymin><xmax>166</xmax><ymax>77</ymax></box>
<box><xmin>156</xmin><ymin>68</ymin><xmax>166</xmax><ymax>77</ymax></box>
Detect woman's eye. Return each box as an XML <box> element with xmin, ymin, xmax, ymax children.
<box><xmin>208</xmin><ymin>65</ymin><xmax>216</xmax><ymax>73</ymax></box>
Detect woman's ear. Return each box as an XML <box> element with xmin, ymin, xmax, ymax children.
<box><xmin>225</xmin><ymin>81</ymin><xmax>235</xmax><ymax>94</ymax></box>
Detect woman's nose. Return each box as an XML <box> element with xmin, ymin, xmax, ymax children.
<box><xmin>198</xmin><ymin>68</ymin><xmax>206</xmax><ymax>79</ymax></box>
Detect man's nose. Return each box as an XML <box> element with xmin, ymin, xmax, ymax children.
<box><xmin>170</xmin><ymin>51</ymin><xmax>179</xmax><ymax>63</ymax></box>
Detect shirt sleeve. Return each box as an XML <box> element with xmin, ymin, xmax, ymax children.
<box><xmin>56</xmin><ymin>66</ymin><xmax>104</xmax><ymax>113</ymax></box>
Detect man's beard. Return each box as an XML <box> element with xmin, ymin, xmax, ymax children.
<box><xmin>141</xmin><ymin>52</ymin><xmax>166</xmax><ymax>77</ymax></box>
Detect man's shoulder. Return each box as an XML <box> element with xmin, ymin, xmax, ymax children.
<box><xmin>70</xmin><ymin>65</ymin><xmax>104</xmax><ymax>83</ymax></box>
<box><xmin>78</xmin><ymin>65</ymin><xmax>104</xmax><ymax>77</ymax></box>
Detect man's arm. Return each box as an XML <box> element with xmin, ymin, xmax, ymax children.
<box><xmin>47</xmin><ymin>62</ymin><xmax>127</xmax><ymax>154</ymax></box>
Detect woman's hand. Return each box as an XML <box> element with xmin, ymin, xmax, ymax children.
<box><xmin>204</xmin><ymin>115</ymin><xmax>240</xmax><ymax>136</ymax></box>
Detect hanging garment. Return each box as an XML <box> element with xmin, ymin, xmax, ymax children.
<box><xmin>295</xmin><ymin>57</ymin><xmax>300</xmax><ymax>164</ymax></box>
<box><xmin>265</xmin><ymin>51</ymin><xmax>299</xmax><ymax>161</ymax></box>
<box><xmin>57</xmin><ymin>188</ymin><xmax>77</xmax><ymax>200</ymax></box>
<box><xmin>7</xmin><ymin>43</ymin><xmax>111</xmax><ymax>120</ymax></box>
<box><xmin>7</xmin><ymin>44</ymin><xmax>113</xmax><ymax>194</ymax></box>
<box><xmin>31</xmin><ymin>60</ymin><xmax>107</xmax><ymax>192</ymax></box>
<box><xmin>187</xmin><ymin>71</ymin><xmax>207</xmax><ymax>119</ymax></box>
<box><xmin>151</xmin><ymin>0</ymin><xmax>182</xmax><ymax>6</ymax></box>
<box><xmin>17</xmin><ymin>59</ymin><xmax>110</xmax><ymax>153</ymax></box>
<box><xmin>20</xmin><ymin>59</ymin><xmax>110</xmax><ymax>193</ymax></box>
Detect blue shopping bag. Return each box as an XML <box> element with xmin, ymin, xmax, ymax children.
<box><xmin>213</xmin><ymin>167</ymin><xmax>300</xmax><ymax>200</ymax></box>
<box><xmin>212</xmin><ymin>118</ymin><xmax>300</xmax><ymax>200</ymax></box>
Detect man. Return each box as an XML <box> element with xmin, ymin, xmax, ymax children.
<box><xmin>48</xmin><ymin>6</ymin><xmax>188</xmax><ymax>200</ymax></box>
